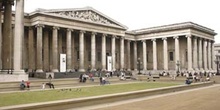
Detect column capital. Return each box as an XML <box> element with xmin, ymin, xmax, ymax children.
<box><xmin>120</xmin><ymin>36</ymin><xmax>125</xmax><ymax>39</ymax></box>
<box><xmin>112</xmin><ymin>35</ymin><xmax>118</xmax><ymax>38</ymax></box>
<box><xmin>91</xmin><ymin>32</ymin><xmax>97</xmax><ymax>35</ymax></box>
<box><xmin>185</xmin><ymin>34</ymin><xmax>192</xmax><ymax>38</ymax></box>
<box><xmin>193</xmin><ymin>36</ymin><xmax>198</xmax><ymax>39</ymax></box>
<box><xmin>35</xmin><ymin>24</ymin><xmax>44</xmax><ymax>28</ymax></box>
<box><xmin>28</xmin><ymin>26</ymin><xmax>34</xmax><ymax>30</ymax></box>
<box><xmin>211</xmin><ymin>40</ymin><xmax>215</xmax><ymax>43</ymax></box>
<box><xmin>53</xmin><ymin>26</ymin><xmax>60</xmax><ymax>30</ymax></box>
<box><xmin>67</xmin><ymin>28</ymin><xmax>74</xmax><ymax>32</ymax></box>
<box><xmin>151</xmin><ymin>38</ymin><xmax>156</xmax><ymax>42</ymax></box>
<box><xmin>80</xmin><ymin>30</ymin><xmax>86</xmax><ymax>34</ymax></box>
<box><xmin>173</xmin><ymin>36</ymin><xmax>179</xmax><ymax>39</ymax></box>
<box><xmin>141</xmin><ymin>40</ymin><xmax>146</xmax><ymax>43</ymax></box>
<box><xmin>102</xmin><ymin>33</ymin><xmax>107</xmax><ymax>37</ymax></box>
<box><xmin>3</xmin><ymin>0</ymin><xmax>14</xmax><ymax>5</ymax></box>
<box><xmin>162</xmin><ymin>37</ymin><xmax>167</xmax><ymax>40</ymax></box>
<box><xmin>127</xmin><ymin>40</ymin><xmax>131</xmax><ymax>43</ymax></box>
<box><xmin>198</xmin><ymin>37</ymin><xmax>203</xmax><ymax>40</ymax></box>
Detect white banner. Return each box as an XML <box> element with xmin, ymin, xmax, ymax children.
<box><xmin>60</xmin><ymin>54</ymin><xmax>66</xmax><ymax>72</ymax></box>
<box><xmin>107</xmin><ymin>56</ymin><xmax>112</xmax><ymax>71</ymax></box>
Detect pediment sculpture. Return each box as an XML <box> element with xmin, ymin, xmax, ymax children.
<box><xmin>48</xmin><ymin>10</ymin><xmax>117</xmax><ymax>26</ymax></box>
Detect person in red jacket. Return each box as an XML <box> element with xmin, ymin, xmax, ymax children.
<box><xmin>26</xmin><ymin>80</ymin><xmax>30</xmax><ymax>90</ymax></box>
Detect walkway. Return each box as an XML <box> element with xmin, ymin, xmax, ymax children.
<box><xmin>75</xmin><ymin>84</ymin><xmax>220</xmax><ymax>110</ymax></box>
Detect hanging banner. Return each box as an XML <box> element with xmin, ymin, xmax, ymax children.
<box><xmin>60</xmin><ymin>54</ymin><xmax>66</xmax><ymax>72</ymax></box>
<box><xmin>107</xmin><ymin>56</ymin><xmax>112</xmax><ymax>71</ymax></box>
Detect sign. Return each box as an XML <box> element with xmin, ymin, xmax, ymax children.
<box><xmin>107</xmin><ymin>56</ymin><xmax>112</xmax><ymax>71</ymax></box>
<box><xmin>60</xmin><ymin>54</ymin><xmax>66</xmax><ymax>72</ymax></box>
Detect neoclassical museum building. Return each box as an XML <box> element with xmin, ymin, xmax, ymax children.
<box><xmin>0</xmin><ymin>0</ymin><xmax>217</xmax><ymax>81</ymax></box>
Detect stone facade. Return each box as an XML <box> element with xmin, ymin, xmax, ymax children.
<box><xmin>0</xmin><ymin>1</ymin><xmax>217</xmax><ymax>82</ymax></box>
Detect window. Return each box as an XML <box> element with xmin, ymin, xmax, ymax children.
<box><xmin>169</xmin><ymin>52</ymin><xmax>174</xmax><ymax>61</ymax></box>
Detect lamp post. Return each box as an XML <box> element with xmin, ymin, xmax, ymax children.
<box><xmin>137</xmin><ymin>58</ymin><xmax>142</xmax><ymax>75</ymax></box>
<box><xmin>215</xmin><ymin>55</ymin><xmax>220</xmax><ymax>75</ymax></box>
<box><xmin>176</xmin><ymin>60</ymin><xmax>180</xmax><ymax>74</ymax></box>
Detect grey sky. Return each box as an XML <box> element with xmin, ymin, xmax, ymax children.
<box><xmin>22</xmin><ymin>0</ymin><xmax>219</xmax><ymax>42</ymax></box>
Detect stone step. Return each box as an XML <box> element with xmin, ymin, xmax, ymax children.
<box><xmin>0</xmin><ymin>76</ymin><xmax>131</xmax><ymax>92</ymax></box>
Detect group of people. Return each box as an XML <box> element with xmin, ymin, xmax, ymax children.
<box><xmin>20</xmin><ymin>80</ymin><xmax>30</xmax><ymax>90</ymax></box>
<box><xmin>20</xmin><ymin>74</ymin><xmax>55</xmax><ymax>90</ymax></box>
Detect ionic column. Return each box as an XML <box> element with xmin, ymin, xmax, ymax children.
<box><xmin>66</xmin><ymin>29</ymin><xmax>73</xmax><ymax>72</ymax></box>
<box><xmin>174</xmin><ymin>36</ymin><xmax>180</xmax><ymax>71</ymax></box>
<box><xmin>14</xmin><ymin>0</ymin><xmax>26</xmax><ymax>74</ymax></box>
<box><xmin>111</xmin><ymin>35</ymin><xmax>116</xmax><ymax>71</ymax></box>
<box><xmin>193</xmin><ymin>37</ymin><xmax>198</xmax><ymax>70</ymax></box>
<box><xmin>28</xmin><ymin>27</ymin><xmax>35</xmax><ymax>71</ymax></box>
<box><xmin>120</xmin><ymin>37</ymin><xmax>124</xmax><ymax>70</ymax></box>
<box><xmin>163</xmin><ymin>37</ymin><xmax>168</xmax><ymax>71</ymax></box>
<box><xmin>133</xmin><ymin>41</ymin><xmax>137</xmax><ymax>71</ymax></box>
<box><xmin>43</xmin><ymin>29</ymin><xmax>49</xmax><ymax>72</ymax></box>
<box><xmin>198</xmin><ymin>38</ymin><xmax>203</xmax><ymax>70</ymax></box>
<box><xmin>71</xmin><ymin>33</ymin><xmax>75</xmax><ymax>71</ymax></box>
<box><xmin>142</xmin><ymin>40</ymin><xmax>147</xmax><ymax>71</ymax></box>
<box><xmin>52</xmin><ymin>27</ymin><xmax>59</xmax><ymax>72</ymax></box>
<box><xmin>208</xmin><ymin>40</ymin><xmax>212</xmax><ymax>70</ymax></box>
<box><xmin>127</xmin><ymin>40</ymin><xmax>131</xmax><ymax>71</ymax></box>
<box><xmin>102</xmin><ymin>34</ymin><xmax>107</xmax><ymax>70</ymax></box>
<box><xmin>2</xmin><ymin>1</ymin><xmax>13</xmax><ymax>70</ymax></box>
<box><xmin>212</xmin><ymin>41</ymin><xmax>215</xmax><ymax>70</ymax></box>
<box><xmin>203</xmin><ymin>40</ymin><xmax>207</xmax><ymax>70</ymax></box>
<box><xmin>36</xmin><ymin>24</ymin><xmax>44</xmax><ymax>72</ymax></box>
<box><xmin>79</xmin><ymin>31</ymin><xmax>85</xmax><ymax>72</ymax></box>
<box><xmin>91</xmin><ymin>32</ymin><xmax>96</xmax><ymax>71</ymax></box>
<box><xmin>152</xmin><ymin>39</ymin><xmax>157</xmax><ymax>70</ymax></box>
<box><xmin>186</xmin><ymin>35</ymin><xmax>193</xmax><ymax>71</ymax></box>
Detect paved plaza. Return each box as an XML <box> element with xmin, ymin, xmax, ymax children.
<box><xmin>74</xmin><ymin>84</ymin><xmax>220</xmax><ymax>110</ymax></box>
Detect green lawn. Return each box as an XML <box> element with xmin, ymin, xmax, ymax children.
<box><xmin>0</xmin><ymin>82</ymin><xmax>180</xmax><ymax>107</ymax></box>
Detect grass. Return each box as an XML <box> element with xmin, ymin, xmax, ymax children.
<box><xmin>0</xmin><ymin>82</ymin><xmax>180</xmax><ymax>107</ymax></box>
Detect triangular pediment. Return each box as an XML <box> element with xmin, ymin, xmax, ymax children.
<box><xmin>37</xmin><ymin>7</ymin><xmax>127</xmax><ymax>29</ymax></box>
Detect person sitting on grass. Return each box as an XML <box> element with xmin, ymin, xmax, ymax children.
<box><xmin>185</xmin><ymin>79</ymin><xmax>192</xmax><ymax>85</ymax></box>
<box><xmin>20</xmin><ymin>80</ymin><xmax>26</xmax><ymax>90</ymax></box>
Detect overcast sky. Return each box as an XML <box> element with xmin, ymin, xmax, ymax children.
<box><xmin>22</xmin><ymin>0</ymin><xmax>219</xmax><ymax>43</ymax></box>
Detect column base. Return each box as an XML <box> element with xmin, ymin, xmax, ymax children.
<box><xmin>79</xmin><ymin>69</ymin><xmax>85</xmax><ymax>72</ymax></box>
<box><xmin>91</xmin><ymin>69</ymin><xmax>96</xmax><ymax>71</ymax></box>
<box><xmin>66</xmin><ymin>69</ymin><xmax>74</xmax><ymax>72</ymax></box>
<box><xmin>36</xmin><ymin>69</ymin><xmax>43</xmax><ymax>72</ymax></box>
<box><xmin>52</xmin><ymin>69</ymin><xmax>59</xmax><ymax>72</ymax></box>
<box><xmin>13</xmin><ymin>70</ymin><xmax>26</xmax><ymax>75</ymax></box>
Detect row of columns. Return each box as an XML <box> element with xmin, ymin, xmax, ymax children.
<box><xmin>139</xmin><ymin>35</ymin><xmax>215</xmax><ymax>72</ymax></box>
<box><xmin>30</xmin><ymin>26</ymin><xmax>127</xmax><ymax>72</ymax></box>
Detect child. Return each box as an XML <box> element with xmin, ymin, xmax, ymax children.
<box><xmin>42</xmin><ymin>83</ymin><xmax>45</xmax><ymax>90</ymax></box>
